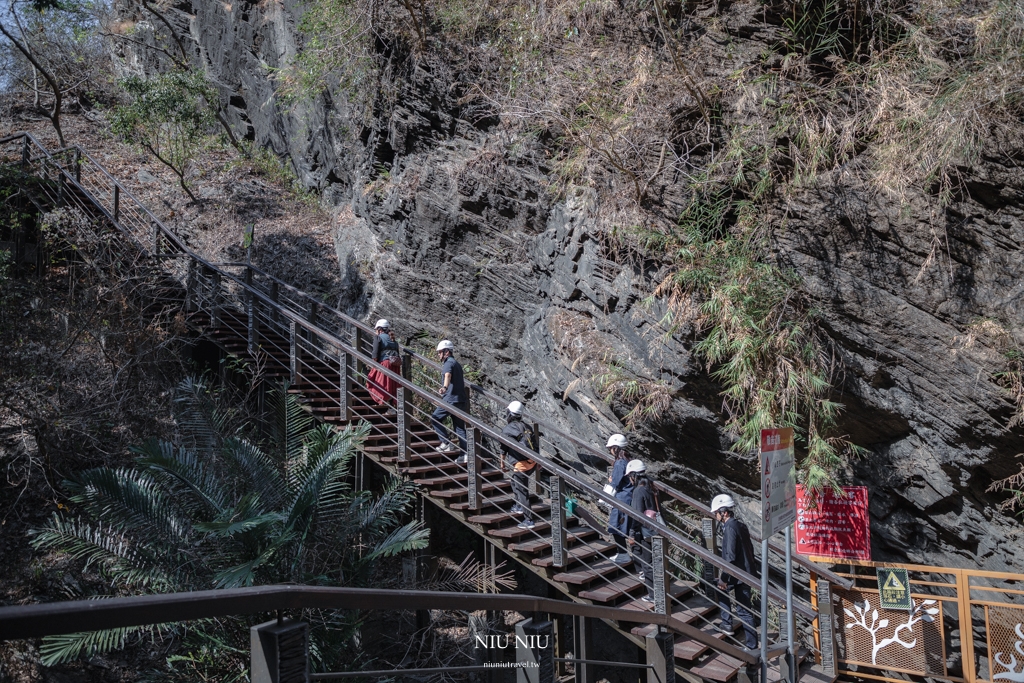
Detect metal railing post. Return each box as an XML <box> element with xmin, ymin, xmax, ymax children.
<box><xmin>516</xmin><ymin>616</ymin><xmax>554</xmax><ymax>683</ymax></box>
<box><xmin>646</xmin><ymin>629</ymin><xmax>676</xmax><ymax>683</ymax></box>
<box><xmin>402</xmin><ymin>351</ymin><xmax>412</xmax><ymax>380</ymax></box>
<box><xmin>151</xmin><ymin>221</ymin><xmax>160</xmax><ymax>256</ymax></box>
<box><xmin>112</xmin><ymin>185</ymin><xmax>120</xmax><ymax>222</ymax></box>
<box><xmin>467</xmin><ymin>427</ymin><xmax>482</xmax><ymax>511</ymax></box>
<box><xmin>289</xmin><ymin>321</ymin><xmax>298</xmax><ymax>385</ymax></box>
<box><xmin>574</xmin><ymin>616</ymin><xmax>596</xmax><ymax>683</ymax></box>
<box><xmin>397</xmin><ymin>387</ymin><xmax>409</xmax><ymax>464</ymax></box>
<box><xmin>251</xmin><ymin>619</ymin><xmax>309</xmax><ymax>683</ymax></box>
<box><xmin>210</xmin><ymin>270</ymin><xmax>222</xmax><ymax>328</ymax></box>
<box><xmin>811</xmin><ymin>574</ymin><xmax>837</xmax><ymax>679</ymax></box>
<box><xmin>269</xmin><ymin>282</ymin><xmax>279</xmax><ymax>323</ymax></box>
<box><xmin>245</xmin><ymin>267</ymin><xmax>256</xmax><ymax>353</ymax></box>
<box><xmin>702</xmin><ymin>517</ymin><xmax>717</xmax><ymax>598</ymax></box>
<box><xmin>549</xmin><ymin>475</ymin><xmax>567</xmax><ymax>568</ymax></box>
<box><xmin>957</xmin><ymin>570</ymin><xmax>977</xmax><ymax>683</ymax></box>
<box><xmin>652</xmin><ymin>536</ymin><xmax>667</xmax><ymax>616</ymax></box>
<box><xmin>57</xmin><ymin>169</ymin><xmax>64</xmax><ymax>207</ymax></box>
<box><xmin>185</xmin><ymin>260</ymin><xmax>196</xmax><ymax>313</ymax></box>
<box><xmin>73</xmin><ymin>148</ymin><xmax>81</xmax><ymax>182</ymax></box>
<box><xmin>354</xmin><ymin>327</ymin><xmax>365</xmax><ymax>378</ymax></box>
<box><xmin>20</xmin><ymin>136</ymin><xmax>28</xmax><ymax>168</ymax></box>
<box><xmin>340</xmin><ymin>351</ymin><xmax>352</xmax><ymax>422</ymax></box>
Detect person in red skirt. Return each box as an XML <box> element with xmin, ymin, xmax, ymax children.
<box><xmin>367</xmin><ymin>319</ymin><xmax>402</xmax><ymax>411</ymax></box>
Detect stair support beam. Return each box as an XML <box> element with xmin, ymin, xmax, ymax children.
<box><xmin>516</xmin><ymin>616</ymin><xmax>554</xmax><ymax>683</ymax></box>
<box><xmin>574</xmin><ymin>616</ymin><xmax>596</xmax><ymax>683</ymax></box>
<box><xmin>340</xmin><ymin>351</ymin><xmax>353</xmax><ymax>422</ymax></box>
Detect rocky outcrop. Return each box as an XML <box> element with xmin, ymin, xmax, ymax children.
<box><xmin>117</xmin><ymin>0</ymin><xmax>1024</xmax><ymax>571</ymax></box>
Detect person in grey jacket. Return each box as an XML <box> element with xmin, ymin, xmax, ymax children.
<box><xmin>712</xmin><ymin>494</ymin><xmax>758</xmax><ymax>650</ymax></box>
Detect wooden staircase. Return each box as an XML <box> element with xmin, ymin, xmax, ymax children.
<box><xmin>194</xmin><ymin>312</ymin><xmax>755</xmax><ymax>683</ymax></box>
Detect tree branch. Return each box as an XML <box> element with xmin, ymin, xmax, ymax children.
<box><xmin>0</xmin><ymin>20</ymin><xmax>64</xmax><ymax>145</ymax></box>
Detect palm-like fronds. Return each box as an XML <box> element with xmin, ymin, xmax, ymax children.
<box><xmin>35</xmin><ymin>378</ymin><xmax>428</xmax><ymax>670</ymax></box>
<box><xmin>40</xmin><ymin>626</ymin><xmax>157</xmax><ymax>667</ymax></box>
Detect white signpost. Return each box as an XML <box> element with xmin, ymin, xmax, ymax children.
<box><xmin>760</xmin><ymin>428</ymin><xmax>797</xmax><ymax>683</ymax></box>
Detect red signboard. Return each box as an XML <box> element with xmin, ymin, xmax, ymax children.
<box><xmin>795</xmin><ymin>486</ymin><xmax>871</xmax><ymax>561</ymax></box>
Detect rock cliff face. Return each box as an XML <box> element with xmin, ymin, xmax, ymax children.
<box><xmin>118</xmin><ymin>0</ymin><xmax>1024</xmax><ymax>570</ymax></box>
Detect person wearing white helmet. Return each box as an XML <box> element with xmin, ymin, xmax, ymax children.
<box><xmin>711</xmin><ymin>493</ymin><xmax>758</xmax><ymax>650</ymax></box>
<box><xmin>432</xmin><ymin>340</ymin><xmax>468</xmax><ymax>456</ymax></box>
<box><xmin>605</xmin><ymin>433</ymin><xmax>634</xmax><ymax>564</ymax></box>
<box><xmin>625</xmin><ymin>459</ymin><xmax>660</xmax><ymax>603</ymax></box>
<box><xmin>500</xmin><ymin>400</ymin><xmax>537</xmax><ymax>529</ymax></box>
<box><xmin>367</xmin><ymin>319</ymin><xmax>402</xmax><ymax>411</ymax></box>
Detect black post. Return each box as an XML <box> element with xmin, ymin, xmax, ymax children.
<box><xmin>516</xmin><ymin>616</ymin><xmax>554</xmax><ymax>683</ymax></box>
<box><xmin>251</xmin><ymin>619</ymin><xmax>309</xmax><ymax>683</ymax></box>
<box><xmin>645</xmin><ymin>630</ymin><xmax>676</xmax><ymax>683</ymax></box>
<box><xmin>549</xmin><ymin>475</ymin><xmax>567</xmax><ymax>568</ymax></box>
<box><xmin>397</xmin><ymin>387</ymin><xmax>409</xmax><ymax>464</ymax></box>
<box><xmin>112</xmin><ymin>185</ymin><xmax>120</xmax><ymax>222</ymax></box>
<box><xmin>574</xmin><ymin>616</ymin><xmax>596</xmax><ymax>683</ymax></box>
<box><xmin>467</xmin><ymin>427</ymin><xmax>482</xmax><ymax>511</ymax></box>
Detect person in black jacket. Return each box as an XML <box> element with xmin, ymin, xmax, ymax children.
<box><xmin>625</xmin><ymin>460</ymin><xmax>657</xmax><ymax>603</ymax></box>
<box><xmin>711</xmin><ymin>494</ymin><xmax>758</xmax><ymax>650</ymax></box>
<box><xmin>500</xmin><ymin>401</ymin><xmax>537</xmax><ymax>529</ymax></box>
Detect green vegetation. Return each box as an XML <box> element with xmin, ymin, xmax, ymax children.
<box><xmin>111</xmin><ymin>72</ymin><xmax>219</xmax><ymax>201</ymax></box>
<box><xmin>32</xmin><ymin>379</ymin><xmax>428</xmax><ymax>676</ymax></box>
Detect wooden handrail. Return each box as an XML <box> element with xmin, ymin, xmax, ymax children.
<box><xmin>0</xmin><ymin>586</ymin><xmax>758</xmax><ymax>663</ymax></box>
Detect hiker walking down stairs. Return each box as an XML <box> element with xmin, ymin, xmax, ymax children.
<box><xmin>626</xmin><ymin>460</ymin><xmax>659</xmax><ymax>603</ymax></box>
<box><xmin>500</xmin><ymin>401</ymin><xmax>537</xmax><ymax>530</ymax></box>
<box><xmin>712</xmin><ymin>494</ymin><xmax>759</xmax><ymax>651</ymax></box>
<box><xmin>605</xmin><ymin>434</ymin><xmax>634</xmax><ymax>565</ymax></box>
<box><xmin>432</xmin><ymin>340</ymin><xmax>468</xmax><ymax>457</ymax></box>
<box><xmin>367</xmin><ymin>319</ymin><xmax>402</xmax><ymax>411</ymax></box>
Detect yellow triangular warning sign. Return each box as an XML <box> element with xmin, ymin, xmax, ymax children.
<box><xmin>883</xmin><ymin>572</ymin><xmax>905</xmax><ymax>591</ymax></box>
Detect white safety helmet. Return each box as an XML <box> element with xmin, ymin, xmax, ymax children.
<box><xmin>711</xmin><ymin>494</ymin><xmax>736</xmax><ymax>514</ymax></box>
<box><xmin>625</xmin><ymin>459</ymin><xmax>646</xmax><ymax>475</ymax></box>
<box><xmin>606</xmin><ymin>434</ymin><xmax>628</xmax><ymax>449</ymax></box>
<box><xmin>374</xmin><ymin>319</ymin><xmax>391</xmax><ymax>330</ymax></box>
<box><xmin>436</xmin><ymin>340</ymin><xmax>455</xmax><ymax>352</ymax></box>
<box><xmin>507</xmin><ymin>401</ymin><xmax>524</xmax><ymax>416</ymax></box>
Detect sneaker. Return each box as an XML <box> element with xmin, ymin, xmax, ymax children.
<box><xmin>611</xmin><ymin>554</ymin><xmax>631</xmax><ymax>565</ymax></box>
<box><xmin>509</xmin><ymin>505</ymin><xmax>524</xmax><ymax>515</ymax></box>
<box><xmin>456</xmin><ymin>455</ymin><xmax>468</xmax><ymax>464</ymax></box>
<box><xmin>715</xmin><ymin>622</ymin><xmax>736</xmax><ymax>635</ymax></box>
<box><xmin>638</xmin><ymin>571</ymin><xmax>645</xmax><ymax>581</ymax></box>
<box><xmin>436</xmin><ymin>443</ymin><xmax>455</xmax><ymax>454</ymax></box>
<box><xmin>640</xmin><ymin>595</ymin><xmax>654</xmax><ymax>603</ymax></box>
<box><xmin>517</xmin><ymin>519</ymin><xmax>536</xmax><ymax>529</ymax></box>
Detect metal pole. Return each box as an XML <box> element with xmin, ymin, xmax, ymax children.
<box><xmin>113</xmin><ymin>184</ymin><xmax>120</xmax><ymax>222</ymax></box>
<box><xmin>786</xmin><ymin>525</ymin><xmax>797</xmax><ymax>683</ymax></box>
<box><xmin>761</xmin><ymin>536</ymin><xmax>769</xmax><ymax>683</ymax></box>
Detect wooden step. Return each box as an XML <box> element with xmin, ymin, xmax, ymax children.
<box><xmin>414</xmin><ymin>471</ymin><xmax>504</xmax><ymax>487</ymax></box>
<box><xmin>466</xmin><ymin>504</ymin><xmax>547</xmax><ymax>525</ymax></box>
<box><xmin>673</xmin><ymin>632</ymin><xmax>725</xmax><ymax>662</ymax></box>
<box><xmin>487</xmin><ymin>520</ymin><xmax>551</xmax><ymax>539</ymax></box>
<box><xmin>577</xmin><ymin>574</ymin><xmax>645</xmax><ymax>603</ymax></box>
<box><xmin>532</xmin><ymin>541</ymin><xmax>617</xmax><ymax>568</ymax></box>
<box><xmin>629</xmin><ymin>604</ymin><xmax>715</xmax><ymax>638</ymax></box>
<box><xmin>687</xmin><ymin>651</ymin><xmax>743</xmax><ymax>682</ymax></box>
<box><xmin>509</xmin><ymin>527</ymin><xmax>597</xmax><ymax>554</ymax></box>
<box><xmin>450</xmin><ymin>494</ymin><xmax>515</xmax><ymax>511</ymax></box>
<box><xmin>552</xmin><ymin>559</ymin><xmax>626</xmax><ymax>586</ymax></box>
<box><xmin>428</xmin><ymin>481</ymin><xmax>511</xmax><ymax>499</ymax></box>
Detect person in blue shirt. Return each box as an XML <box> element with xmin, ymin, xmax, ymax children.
<box><xmin>432</xmin><ymin>340</ymin><xmax>468</xmax><ymax>455</ymax></box>
<box><xmin>605</xmin><ymin>433</ymin><xmax>634</xmax><ymax>565</ymax></box>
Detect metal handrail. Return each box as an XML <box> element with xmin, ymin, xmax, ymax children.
<box><xmin>207</xmin><ymin>260</ymin><xmax>850</xmax><ymax>589</ymax></box>
<box><xmin>0</xmin><ymin>586</ymin><xmax>757</xmax><ymax>664</ymax></box>
<box><xmin>196</xmin><ymin>262</ymin><xmax>812</xmax><ymax>617</ymax></box>
<box><xmin>2</xmin><ymin>132</ymin><xmax>825</xmax><ymax>632</ymax></box>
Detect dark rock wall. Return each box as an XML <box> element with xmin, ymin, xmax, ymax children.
<box><xmin>118</xmin><ymin>0</ymin><xmax>1024</xmax><ymax>570</ymax></box>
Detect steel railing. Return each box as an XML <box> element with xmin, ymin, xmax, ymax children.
<box><xmin>0</xmin><ymin>131</ymin><xmax>850</xmax><ymax>668</ymax></box>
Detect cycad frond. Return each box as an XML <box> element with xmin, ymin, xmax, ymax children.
<box><xmin>67</xmin><ymin>467</ymin><xmax>191</xmax><ymax>545</ymax></box>
<box><xmin>174</xmin><ymin>377</ymin><xmax>235</xmax><ymax>454</ymax></box>
<box><xmin>350</xmin><ymin>476</ymin><xmax>419</xmax><ymax>537</ymax></box>
<box><xmin>362</xmin><ymin>521</ymin><xmax>430</xmax><ymax>562</ymax></box>
<box><xmin>40</xmin><ymin>625</ymin><xmax>156</xmax><ymax>666</ymax></box>
<box><xmin>134</xmin><ymin>439</ymin><xmax>226</xmax><ymax>518</ymax></box>
<box><xmin>193</xmin><ymin>493</ymin><xmax>284</xmax><ymax>536</ymax></box>
<box><xmin>221</xmin><ymin>437</ymin><xmax>285</xmax><ymax>510</ymax></box>
<box><xmin>269</xmin><ymin>386</ymin><xmax>314</xmax><ymax>465</ymax></box>
<box><xmin>31</xmin><ymin>516</ymin><xmax>175</xmax><ymax>590</ymax></box>
<box><xmin>285</xmin><ymin>430</ymin><xmax>362</xmax><ymax>536</ymax></box>
<box><xmin>211</xmin><ymin>531</ymin><xmax>296</xmax><ymax>588</ymax></box>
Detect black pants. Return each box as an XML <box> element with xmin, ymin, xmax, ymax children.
<box><xmin>431</xmin><ymin>401</ymin><xmax>467</xmax><ymax>452</ymax></box>
<box><xmin>719</xmin><ymin>583</ymin><xmax>758</xmax><ymax>649</ymax></box>
<box><xmin>511</xmin><ymin>468</ymin><xmax>532</xmax><ymax>519</ymax></box>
